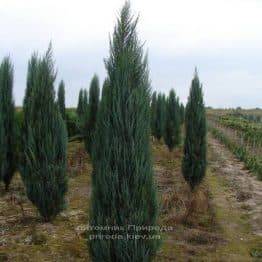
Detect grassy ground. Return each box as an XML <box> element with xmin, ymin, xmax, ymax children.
<box><xmin>0</xmin><ymin>138</ymin><xmax>261</xmax><ymax>261</ymax></box>
<box><xmin>207</xmin><ymin>136</ymin><xmax>262</xmax><ymax>261</ymax></box>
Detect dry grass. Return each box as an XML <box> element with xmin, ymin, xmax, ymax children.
<box><xmin>0</xmin><ymin>138</ymin><xmax>260</xmax><ymax>261</ymax></box>
<box><xmin>0</xmin><ymin>141</ymin><xmax>90</xmax><ymax>262</ymax></box>
<box><xmin>152</xmin><ymin>140</ymin><xmax>224</xmax><ymax>261</ymax></box>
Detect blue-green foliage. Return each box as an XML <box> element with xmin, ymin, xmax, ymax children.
<box><xmin>84</xmin><ymin>74</ymin><xmax>100</xmax><ymax>155</ymax></box>
<box><xmin>77</xmin><ymin>89</ymin><xmax>85</xmax><ymax>118</ymax></box>
<box><xmin>21</xmin><ymin>46</ymin><xmax>68</xmax><ymax>221</ymax></box>
<box><xmin>23</xmin><ymin>53</ymin><xmax>38</xmax><ymax>131</ymax></box>
<box><xmin>0</xmin><ymin>57</ymin><xmax>16</xmax><ymax>190</ymax></box>
<box><xmin>0</xmin><ymin>112</ymin><xmax>3</xmax><ymax>178</ymax></box>
<box><xmin>154</xmin><ymin>93</ymin><xmax>166</xmax><ymax>140</ymax></box>
<box><xmin>182</xmin><ymin>70</ymin><xmax>207</xmax><ymax>190</ymax></box>
<box><xmin>164</xmin><ymin>89</ymin><xmax>181</xmax><ymax>151</ymax></box>
<box><xmin>76</xmin><ymin>88</ymin><xmax>88</xmax><ymax>139</ymax></box>
<box><xmin>83</xmin><ymin>89</ymin><xmax>88</xmax><ymax>109</ymax></box>
<box><xmin>58</xmin><ymin>80</ymin><xmax>66</xmax><ymax>120</ymax></box>
<box><xmin>101</xmin><ymin>78</ymin><xmax>110</xmax><ymax>98</ymax></box>
<box><xmin>179</xmin><ymin>102</ymin><xmax>185</xmax><ymax>124</ymax></box>
<box><xmin>88</xmin><ymin>3</ymin><xmax>159</xmax><ymax>261</ymax></box>
<box><xmin>150</xmin><ymin>91</ymin><xmax>157</xmax><ymax>137</ymax></box>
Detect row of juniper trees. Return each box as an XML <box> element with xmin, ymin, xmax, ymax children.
<box><xmin>151</xmin><ymin>90</ymin><xmax>184</xmax><ymax>150</ymax></box>
<box><xmin>0</xmin><ymin>2</ymin><xmax>206</xmax><ymax>261</ymax></box>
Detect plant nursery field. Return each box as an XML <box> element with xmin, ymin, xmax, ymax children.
<box><xmin>0</xmin><ymin>2</ymin><xmax>261</xmax><ymax>261</ymax></box>
<box><xmin>0</xmin><ymin>120</ymin><xmax>261</xmax><ymax>261</ymax></box>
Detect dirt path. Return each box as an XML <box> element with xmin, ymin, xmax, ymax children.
<box><xmin>208</xmin><ymin>135</ymin><xmax>262</xmax><ymax>236</ymax></box>
<box><xmin>207</xmin><ymin>135</ymin><xmax>262</xmax><ymax>260</ymax></box>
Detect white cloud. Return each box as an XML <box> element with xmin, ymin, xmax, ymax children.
<box><xmin>0</xmin><ymin>0</ymin><xmax>261</xmax><ymax>107</ymax></box>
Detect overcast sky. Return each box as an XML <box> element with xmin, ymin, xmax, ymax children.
<box><xmin>0</xmin><ymin>0</ymin><xmax>261</xmax><ymax>108</ymax></box>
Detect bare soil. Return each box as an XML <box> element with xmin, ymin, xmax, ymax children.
<box><xmin>208</xmin><ymin>136</ymin><xmax>262</xmax><ymax>237</ymax></box>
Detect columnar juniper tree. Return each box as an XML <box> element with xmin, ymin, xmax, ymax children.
<box><xmin>22</xmin><ymin>54</ymin><xmax>38</xmax><ymax>165</ymax></box>
<box><xmin>102</xmin><ymin>78</ymin><xmax>110</xmax><ymax>98</ymax></box>
<box><xmin>150</xmin><ymin>91</ymin><xmax>157</xmax><ymax>137</ymax></box>
<box><xmin>58</xmin><ymin>80</ymin><xmax>66</xmax><ymax>119</ymax></box>
<box><xmin>85</xmin><ymin>74</ymin><xmax>100</xmax><ymax>154</ymax></box>
<box><xmin>179</xmin><ymin>102</ymin><xmax>185</xmax><ymax>124</ymax></box>
<box><xmin>77</xmin><ymin>89</ymin><xmax>84</xmax><ymax>117</ymax></box>
<box><xmin>182</xmin><ymin>69</ymin><xmax>206</xmax><ymax>191</ymax></box>
<box><xmin>155</xmin><ymin>93</ymin><xmax>165</xmax><ymax>140</ymax></box>
<box><xmin>174</xmin><ymin>96</ymin><xmax>181</xmax><ymax>145</ymax></box>
<box><xmin>164</xmin><ymin>89</ymin><xmax>181</xmax><ymax>151</ymax></box>
<box><xmin>0</xmin><ymin>112</ymin><xmax>3</xmax><ymax>177</ymax></box>
<box><xmin>21</xmin><ymin>46</ymin><xmax>68</xmax><ymax>221</ymax></box>
<box><xmin>83</xmin><ymin>89</ymin><xmax>88</xmax><ymax>110</ymax></box>
<box><xmin>89</xmin><ymin>3</ymin><xmax>159</xmax><ymax>261</ymax></box>
<box><xmin>77</xmin><ymin>88</ymin><xmax>88</xmax><ymax>139</ymax></box>
<box><xmin>23</xmin><ymin>54</ymin><xmax>38</xmax><ymax>131</ymax></box>
<box><xmin>0</xmin><ymin>57</ymin><xmax>16</xmax><ymax>190</ymax></box>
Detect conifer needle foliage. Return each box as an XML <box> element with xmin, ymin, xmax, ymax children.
<box><xmin>164</xmin><ymin>89</ymin><xmax>181</xmax><ymax>151</ymax></box>
<box><xmin>88</xmin><ymin>2</ymin><xmax>159</xmax><ymax>261</ymax></box>
<box><xmin>182</xmin><ymin>69</ymin><xmax>207</xmax><ymax>191</ymax></box>
<box><xmin>0</xmin><ymin>57</ymin><xmax>16</xmax><ymax>190</ymax></box>
<box><xmin>0</xmin><ymin>112</ymin><xmax>3</xmax><ymax>178</ymax></box>
<box><xmin>83</xmin><ymin>89</ymin><xmax>88</xmax><ymax>110</ymax></box>
<box><xmin>150</xmin><ymin>91</ymin><xmax>157</xmax><ymax>138</ymax></box>
<box><xmin>155</xmin><ymin>93</ymin><xmax>165</xmax><ymax>140</ymax></box>
<box><xmin>23</xmin><ymin>53</ymin><xmax>38</xmax><ymax>132</ymax></box>
<box><xmin>77</xmin><ymin>89</ymin><xmax>84</xmax><ymax>118</ymax></box>
<box><xmin>85</xmin><ymin>74</ymin><xmax>99</xmax><ymax>155</ymax></box>
<box><xmin>179</xmin><ymin>102</ymin><xmax>185</xmax><ymax>124</ymax></box>
<box><xmin>58</xmin><ymin>80</ymin><xmax>66</xmax><ymax>120</ymax></box>
<box><xmin>21</xmin><ymin>46</ymin><xmax>68</xmax><ymax>221</ymax></box>
<box><xmin>102</xmin><ymin>78</ymin><xmax>110</xmax><ymax>98</ymax></box>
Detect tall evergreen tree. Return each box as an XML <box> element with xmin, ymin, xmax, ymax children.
<box><xmin>58</xmin><ymin>80</ymin><xmax>66</xmax><ymax>119</ymax></box>
<box><xmin>0</xmin><ymin>112</ymin><xmax>3</xmax><ymax>179</ymax></box>
<box><xmin>23</xmin><ymin>53</ymin><xmax>38</xmax><ymax>131</ymax></box>
<box><xmin>182</xmin><ymin>69</ymin><xmax>206</xmax><ymax>191</ymax></box>
<box><xmin>85</xmin><ymin>74</ymin><xmax>100</xmax><ymax>154</ymax></box>
<box><xmin>150</xmin><ymin>91</ymin><xmax>157</xmax><ymax>137</ymax></box>
<box><xmin>22</xmin><ymin>54</ymin><xmax>39</xmax><ymax>172</ymax></box>
<box><xmin>21</xmin><ymin>46</ymin><xmax>68</xmax><ymax>221</ymax></box>
<box><xmin>174</xmin><ymin>96</ymin><xmax>181</xmax><ymax>145</ymax></box>
<box><xmin>77</xmin><ymin>89</ymin><xmax>89</xmax><ymax>139</ymax></box>
<box><xmin>83</xmin><ymin>89</ymin><xmax>88</xmax><ymax>110</ymax></box>
<box><xmin>0</xmin><ymin>57</ymin><xmax>16</xmax><ymax>190</ymax></box>
<box><xmin>179</xmin><ymin>102</ymin><xmax>185</xmax><ymax>124</ymax></box>
<box><xmin>101</xmin><ymin>78</ymin><xmax>110</xmax><ymax>98</ymax></box>
<box><xmin>89</xmin><ymin>3</ymin><xmax>159</xmax><ymax>261</ymax></box>
<box><xmin>77</xmin><ymin>89</ymin><xmax>84</xmax><ymax>117</ymax></box>
<box><xmin>164</xmin><ymin>89</ymin><xmax>181</xmax><ymax>151</ymax></box>
<box><xmin>155</xmin><ymin>93</ymin><xmax>165</xmax><ymax>140</ymax></box>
